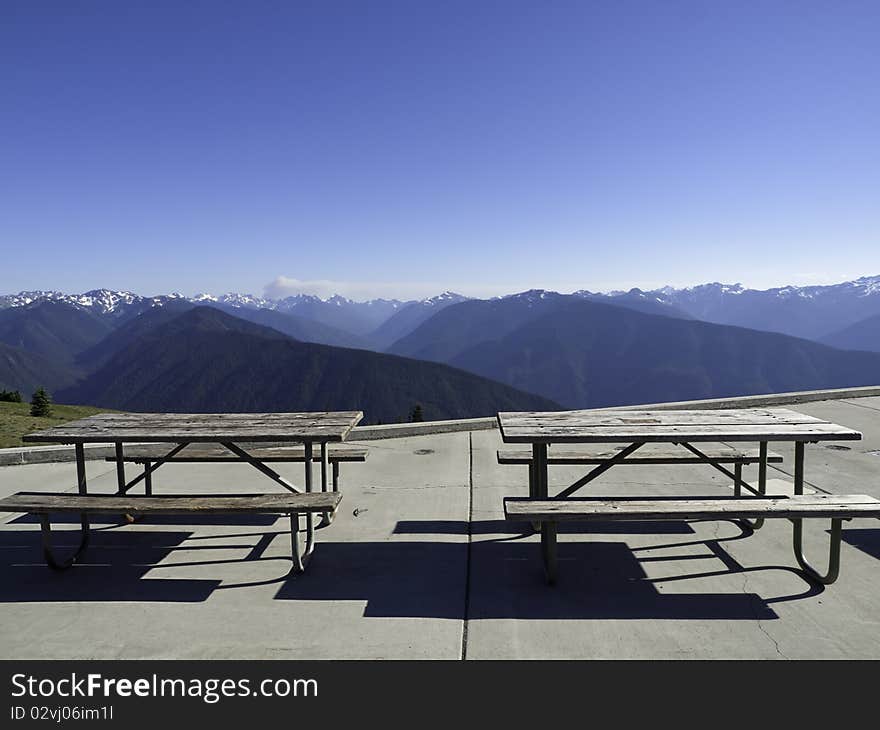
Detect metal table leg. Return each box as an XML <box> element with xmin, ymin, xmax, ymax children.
<box><xmin>541</xmin><ymin>522</ymin><xmax>558</xmax><ymax>585</ymax></box>
<box><xmin>318</xmin><ymin>441</ymin><xmax>336</xmax><ymax>528</ymax></box>
<box><xmin>41</xmin><ymin>442</ymin><xmax>92</xmax><ymax>569</ymax></box>
<box><xmin>290</xmin><ymin>510</ymin><xmax>316</xmax><ymax>573</ymax></box>
<box><xmin>739</xmin><ymin>441</ymin><xmax>768</xmax><ymax>530</ymax></box>
<box><xmin>116</xmin><ymin>441</ymin><xmax>137</xmax><ymax>523</ymax></box>
<box><xmin>530</xmin><ymin>443</ymin><xmax>548</xmax><ymax>533</ymax></box>
<box><xmin>787</xmin><ymin>440</ymin><xmax>842</xmax><ymax>583</ymax></box>
<box><xmin>39</xmin><ymin>514</ymin><xmax>90</xmax><ymax>570</ymax></box>
<box><xmin>290</xmin><ymin>442</ymin><xmax>316</xmax><ymax>571</ymax></box>
<box><xmin>794</xmin><ymin>517</ymin><xmax>844</xmax><ymax>585</ymax></box>
<box><xmin>115</xmin><ymin>442</ymin><xmax>126</xmax><ymax>493</ymax></box>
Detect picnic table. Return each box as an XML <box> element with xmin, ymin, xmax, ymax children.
<box><xmin>497</xmin><ymin>408</ymin><xmax>880</xmax><ymax>584</ymax></box>
<box><xmin>3</xmin><ymin>411</ymin><xmax>364</xmax><ymax>572</ymax></box>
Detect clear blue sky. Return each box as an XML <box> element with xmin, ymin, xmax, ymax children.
<box><xmin>3</xmin><ymin>1</ymin><xmax>879</xmax><ymax>299</ymax></box>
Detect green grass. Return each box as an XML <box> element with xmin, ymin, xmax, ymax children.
<box><xmin>0</xmin><ymin>401</ymin><xmax>119</xmax><ymax>449</ymax></box>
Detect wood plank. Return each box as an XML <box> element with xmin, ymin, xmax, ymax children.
<box><xmin>29</xmin><ymin>413</ymin><xmax>362</xmax><ymax>429</ymax></box>
<box><xmin>0</xmin><ymin>492</ymin><xmax>341</xmax><ymax>514</ymax></box>
<box><xmin>503</xmin><ymin>494</ymin><xmax>880</xmax><ymax>521</ymax></box>
<box><xmin>22</xmin><ymin>411</ymin><xmax>364</xmax><ymax>443</ymax></box>
<box><xmin>498</xmin><ymin>423</ymin><xmax>861</xmax><ymax>443</ymax></box>
<box><xmin>58</xmin><ymin>411</ymin><xmax>361</xmax><ymax>421</ymax></box>
<box><xmin>498</xmin><ymin>408</ymin><xmax>828</xmax><ymax>426</ymax></box>
<box><xmin>497</xmin><ymin>446</ymin><xmax>784</xmax><ymax>464</ymax></box>
<box><xmin>497</xmin><ymin>408</ymin><xmax>861</xmax><ymax>443</ymax></box>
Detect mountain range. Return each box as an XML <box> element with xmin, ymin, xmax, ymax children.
<box><xmin>2</xmin><ymin>276</ymin><xmax>879</xmax><ymax>416</ymax></box>
<box><xmin>389</xmin><ymin>293</ymin><xmax>880</xmax><ymax>408</ymax></box>
<box><xmin>6</xmin><ymin>275</ymin><xmax>880</xmax><ymax>347</ymax></box>
<box><xmin>0</xmin><ymin>289</ymin><xmax>466</xmax><ymax>350</ymax></box>
<box><xmin>646</xmin><ymin>276</ymin><xmax>880</xmax><ymax>342</ymax></box>
<box><xmin>57</xmin><ymin>307</ymin><xmax>559</xmax><ymax>421</ymax></box>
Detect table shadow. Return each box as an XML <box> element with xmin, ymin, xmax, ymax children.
<box><xmin>394</xmin><ymin>519</ymin><xmax>695</xmax><ymax>536</ymax></box>
<box><xmin>0</xmin><ymin>529</ymin><xmax>224</xmax><ymax>602</ymax></box>
<box><xmin>0</xmin><ymin>518</ymin><xmax>822</xmax><ymax>618</ymax></box>
<box><xmin>467</xmin><ymin>539</ymin><xmax>781</xmax><ymax>620</ymax></box>
<box><xmin>275</xmin><ymin>541</ymin><xmax>467</xmax><ymax>618</ymax></box>
<box><xmin>275</xmin><ymin>527</ymin><xmax>788</xmax><ymax>620</ymax></box>
<box><xmin>842</xmin><ymin>528</ymin><xmax>880</xmax><ymax>561</ymax></box>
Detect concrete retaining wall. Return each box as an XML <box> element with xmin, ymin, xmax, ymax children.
<box><xmin>3</xmin><ymin>385</ymin><xmax>878</xmax><ymax>466</ymax></box>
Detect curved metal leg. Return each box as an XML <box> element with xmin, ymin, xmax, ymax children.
<box><xmin>39</xmin><ymin>514</ymin><xmax>90</xmax><ymax>570</ymax></box>
<box><xmin>541</xmin><ymin>522</ymin><xmax>558</xmax><ymax>585</ymax></box>
<box><xmin>793</xmin><ymin>518</ymin><xmax>843</xmax><ymax>585</ymax></box>
<box><xmin>290</xmin><ymin>512</ymin><xmax>316</xmax><ymax>573</ymax></box>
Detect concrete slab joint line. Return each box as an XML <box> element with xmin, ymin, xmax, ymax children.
<box><xmin>461</xmin><ymin>431</ymin><xmax>474</xmax><ymax>661</ymax></box>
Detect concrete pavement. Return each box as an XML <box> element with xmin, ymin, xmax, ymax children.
<box><xmin>1</xmin><ymin>395</ymin><xmax>878</xmax><ymax>659</ymax></box>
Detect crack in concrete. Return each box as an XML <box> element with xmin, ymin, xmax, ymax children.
<box><xmin>706</xmin><ymin>518</ymin><xmax>789</xmax><ymax>659</ymax></box>
<box><xmin>742</xmin><ymin>569</ymin><xmax>789</xmax><ymax>659</ymax></box>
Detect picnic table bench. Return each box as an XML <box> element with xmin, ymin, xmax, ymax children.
<box><xmin>103</xmin><ymin>443</ymin><xmax>367</xmax><ymax>500</ymax></box>
<box><xmin>0</xmin><ymin>491</ymin><xmax>340</xmax><ymax>570</ymax></box>
<box><xmin>497</xmin><ymin>408</ymin><xmax>873</xmax><ymax>585</ymax></box>
<box><xmin>2</xmin><ymin>411</ymin><xmax>364</xmax><ymax>573</ymax></box>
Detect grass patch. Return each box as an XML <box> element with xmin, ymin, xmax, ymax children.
<box><xmin>0</xmin><ymin>401</ymin><xmax>118</xmax><ymax>449</ymax></box>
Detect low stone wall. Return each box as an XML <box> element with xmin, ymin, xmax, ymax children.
<box><xmin>609</xmin><ymin>385</ymin><xmax>880</xmax><ymax>411</ymax></box>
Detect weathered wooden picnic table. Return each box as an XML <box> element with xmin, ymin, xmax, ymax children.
<box><xmin>497</xmin><ymin>408</ymin><xmax>880</xmax><ymax>584</ymax></box>
<box><xmin>4</xmin><ymin>411</ymin><xmax>363</xmax><ymax>572</ymax></box>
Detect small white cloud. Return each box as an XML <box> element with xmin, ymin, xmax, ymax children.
<box><xmin>264</xmin><ymin>277</ymin><xmax>439</xmax><ymax>301</ymax></box>
<box><xmin>264</xmin><ymin>276</ymin><xmax>541</xmax><ymax>302</ymax></box>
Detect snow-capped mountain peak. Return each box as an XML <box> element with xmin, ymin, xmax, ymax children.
<box><xmin>422</xmin><ymin>291</ymin><xmax>468</xmax><ymax>306</ymax></box>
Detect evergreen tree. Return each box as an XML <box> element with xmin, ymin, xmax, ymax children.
<box><xmin>409</xmin><ymin>403</ymin><xmax>424</xmax><ymax>422</ymax></box>
<box><xmin>30</xmin><ymin>387</ymin><xmax>52</xmax><ymax>417</ymax></box>
<box><xmin>1</xmin><ymin>389</ymin><xmax>23</xmax><ymax>403</ymax></box>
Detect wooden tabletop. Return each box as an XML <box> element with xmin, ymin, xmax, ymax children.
<box><xmin>22</xmin><ymin>411</ymin><xmax>364</xmax><ymax>444</ymax></box>
<box><xmin>496</xmin><ymin>408</ymin><xmax>862</xmax><ymax>444</ymax></box>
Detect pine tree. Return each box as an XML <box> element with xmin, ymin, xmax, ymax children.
<box><xmin>30</xmin><ymin>387</ymin><xmax>52</xmax><ymax>417</ymax></box>
<box><xmin>409</xmin><ymin>403</ymin><xmax>424</xmax><ymax>423</ymax></box>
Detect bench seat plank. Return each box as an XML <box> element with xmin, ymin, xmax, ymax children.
<box><xmin>0</xmin><ymin>492</ymin><xmax>340</xmax><ymax>515</ymax></box>
<box><xmin>504</xmin><ymin>495</ymin><xmax>880</xmax><ymax>521</ymax></box>
<box><xmin>497</xmin><ymin>446</ymin><xmax>782</xmax><ymax>465</ymax></box>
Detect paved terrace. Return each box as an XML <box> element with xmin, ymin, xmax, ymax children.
<box><xmin>1</xmin><ymin>389</ymin><xmax>879</xmax><ymax>659</ymax></box>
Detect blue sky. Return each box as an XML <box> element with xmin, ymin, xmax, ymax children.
<box><xmin>3</xmin><ymin>1</ymin><xmax>879</xmax><ymax>300</ymax></box>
